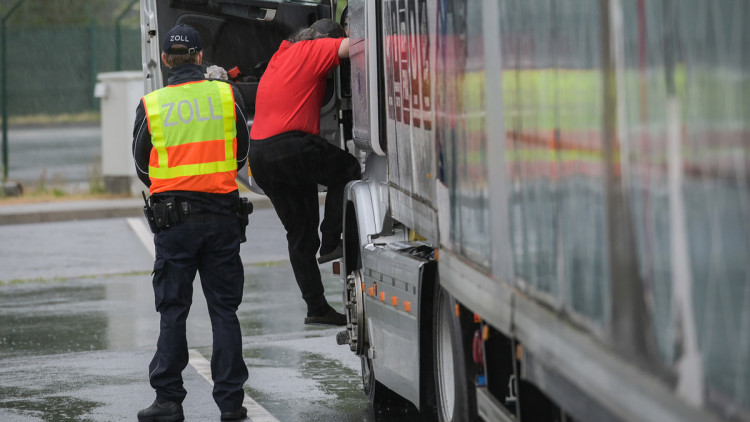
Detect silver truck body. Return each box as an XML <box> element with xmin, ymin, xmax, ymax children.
<box><xmin>342</xmin><ymin>1</ymin><xmax>749</xmax><ymax>421</ymax></box>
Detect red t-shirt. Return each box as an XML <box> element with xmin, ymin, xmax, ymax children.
<box><xmin>250</xmin><ymin>38</ymin><xmax>343</xmax><ymax>139</ymax></box>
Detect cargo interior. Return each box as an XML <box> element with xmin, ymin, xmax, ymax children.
<box><xmin>157</xmin><ymin>0</ymin><xmax>335</xmax><ymax>117</ymax></box>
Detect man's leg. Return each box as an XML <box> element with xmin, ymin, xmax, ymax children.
<box><xmin>250</xmin><ymin>134</ymin><xmax>345</xmax><ymax>324</ymax></box>
<box><xmin>267</xmin><ymin>188</ymin><xmax>331</xmax><ymax>316</ymax></box>
<box><xmin>197</xmin><ymin>215</ymin><xmax>248</xmax><ymax>413</ymax></box>
<box><xmin>148</xmin><ymin>226</ymin><xmax>200</xmax><ymax>404</ymax></box>
<box><xmin>317</xmin><ymin>143</ymin><xmax>361</xmax><ymax>253</ymax></box>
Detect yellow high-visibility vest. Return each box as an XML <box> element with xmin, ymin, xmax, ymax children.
<box><xmin>143</xmin><ymin>80</ymin><xmax>238</xmax><ymax>194</ymax></box>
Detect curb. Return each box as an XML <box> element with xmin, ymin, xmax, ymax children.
<box><xmin>0</xmin><ymin>193</ymin><xmax>276</xmax><ymax>226</ymax></box>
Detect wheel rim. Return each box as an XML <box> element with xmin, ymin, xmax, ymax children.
<box><xmin>344</xmin><ymin>269</ymin><xmax>366</xmax><ymax>354</ymax></box>
<box><xmin>436</xmin><ymin>291</ymin><xmax>456</xmax><ymax>419</ymax></box>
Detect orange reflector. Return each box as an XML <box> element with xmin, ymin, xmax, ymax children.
<box><xmin>434</xmin><ymin>249</ymin><xmax>440</xmax><ymax>261</ymax></box>
<box><xmin>361</xmin><ymin>281</ymin><xmax>365</xmax><ymax>292</ymax></box>
<box><xmin>373</xmin><ymin>282</ymin><xmax>377</xmax><ymax>295</ymax></box>
<box><xmin>454</xmin><ymin>304</ymin><xmax>460</xmax><ymax>317</ymax></box>
<box><xmin>379</xmin><ymin>292</ymin><xmax>386</xmax><ymax>302</ymax></box>
<box><xmin>391</xmin><ymin>296</ymin><xmax>399</xmax><ymax>306</ymax></box>
<box><xmin>483</xmin><ymin>325</ymin><xmax>490</xmax><ymax>341</ymax></box>
<box><xmin>474</xmin><ymin>313</ymin><xmax>481</xmax><ymax>323</ymax></box>
<box><xmin>404</xmin><ymin>301</ymin><xmax>411</xmax><ymax>312</ymax></box>
<box><xmin>368</xmin><ymin>287</ymin><xmax>374</xmax><ymax>297</ymax></box>
<box><xmin>516</xmin><ymin>344</ymin><xmax>523</xmax><ymax>361</ymax></box>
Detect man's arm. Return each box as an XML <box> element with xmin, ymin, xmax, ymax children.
<box><xmin>338</xmin><ymin>38</ymin><xmax>350</xmax><ymax>59</ymax></box>
<box><xmin>132</xmin><ymin>100</ymin><xmax>152</xmax><ymax>188</ymax></box>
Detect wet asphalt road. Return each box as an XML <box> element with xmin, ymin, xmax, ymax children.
<box><xmin>0</xmin><ymin>124</ymin><xmax>423</xmax><ymax>421</ymax></box>
<box><xmin>0</xmin><ymin>205</ymin><xmax>421</xmax><ymax>421</ymax></box>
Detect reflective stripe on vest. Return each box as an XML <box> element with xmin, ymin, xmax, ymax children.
<box><xmin>143</xmin><ymin>80</ymin><xmax>236</xmax><ymax>183</ymax></box>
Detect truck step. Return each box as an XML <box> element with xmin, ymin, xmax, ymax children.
<box><xmin>336</xmin><ymin>330</ymin><xmax>350</xmax><ymax>345</ymax></box>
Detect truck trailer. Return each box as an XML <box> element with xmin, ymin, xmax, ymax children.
<box><xmin>339</xmin><ymin>1</ymin><xmax>748</xmax><ymax>421</ymax></box>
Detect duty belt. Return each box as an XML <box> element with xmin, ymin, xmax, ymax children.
<box><xmin>141</xmin><ymin>192</ymin><xmax>253</xmax><ymax>242</ymax></box>
<box><xmin>141</xmin><ymin>195</ymin><xmax>188</xmax><ymax>232</ymax></box>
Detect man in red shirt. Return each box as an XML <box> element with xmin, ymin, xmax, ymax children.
<box><xmin>249</xmin><ymin>19</ymin><xmax>360</xmax><ymax>326</ymax></box>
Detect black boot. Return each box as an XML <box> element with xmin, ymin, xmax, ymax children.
<box><xmin>304</xmin><ymin>306</ymin><xmax>347</xmax><ymax>326</ymax></box>
<box><xmin>221</xmin><ymin>405</ymin><xmax>248</xmax><ymax>420</ymax></box>
<box><xmin>137</xmin><ymin>398</ymin><xmax>184</xmax><ymax>422</ymax></box>
<box><xmin>318</xmin><ymin>242</ymin><xmax>343</xmax><ymax>264</ymax></box>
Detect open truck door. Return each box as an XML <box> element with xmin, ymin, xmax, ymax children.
<box><xmin>140</xmin><ymin>0</ymin><xmax>348</xmax><ymax>192</ymax></box>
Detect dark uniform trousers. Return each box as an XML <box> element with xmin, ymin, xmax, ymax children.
<box><xmin>248</xmin><ymin>131</ymin><xmax>361</xmax><ymax>316</ymax></box>
<box><xmin>149</xmin><ymin>212</ymin><xmax>248</xmax><ymax>413</ymax></box>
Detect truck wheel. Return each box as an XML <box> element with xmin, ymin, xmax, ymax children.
<box><xmin>434</xmin><ymin>285</ymin><xmax>475</xmax><ymax>421</ymax></box>
<box><xmin>343</xmin><ymin>202</ymin><xmax>366</xmax><ymax>356</ymax></box>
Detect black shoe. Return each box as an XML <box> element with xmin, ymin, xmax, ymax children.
<box><xmin>137</xmin><ymin>398</ymin><xmax>184</xmax><ymax>422</ymax></box>
<box><xmin>221</xmin><ymin>406</ymin><xmax>248</xmax><ymax>421</ymax></box>
<box><xmin>318</xmin><ymin>243</ymin><xmax>343</xmax><ymax>264</ymax></box>
<box><xmin>304</xmin><ymin>307</ymin><xmax>347</xmax><ymax>326</ymax></box>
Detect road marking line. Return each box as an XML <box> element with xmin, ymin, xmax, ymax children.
<box><xmin>127</xmin><ymin>217</ymin><xmax>155</xmax><ymax>258</ymax></box>
<box><xmin>128</xmin><ymin>217</ymin><xmax>278</xmax><ymax>421</ymax></box>
<box><xmin>188</xmin><ymin>349</ymin><xmax>280</xmax><ymax>422</ymax></box>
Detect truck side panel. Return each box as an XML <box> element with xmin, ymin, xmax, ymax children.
<box><xmin>348</xmin><ymin>0</ymin><xmax>750</xmax><ymax>420</ymax></box>
<box><xmin>382</xmin><ymin>0</ymin><xmax>438</xmax><ymax>241</ymax></box>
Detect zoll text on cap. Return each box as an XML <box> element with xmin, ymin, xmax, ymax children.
<box><xmin>162</xmin><ymin>24</ymin><xmax>203</xmax><ymax>55</ymax></box>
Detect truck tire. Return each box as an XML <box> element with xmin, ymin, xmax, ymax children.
<box><xmin>433</xmin><ymin>284</ymin><xmax>477</xmax><ymax>421</ymax></box>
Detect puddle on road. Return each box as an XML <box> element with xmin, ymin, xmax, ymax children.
<box><xmin>0</xmin><ymin>275</ymin><xmax>153</xmax><ymax>359</ymax></box>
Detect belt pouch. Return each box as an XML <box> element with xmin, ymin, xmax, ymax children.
<box><xmin>165</xmin><ymin>198</ymin><xmax>183</xmax><ymax>226</ymax></box>
<box><xmin>153</xmin><ymin>201</ymin><xmax>169</xmax><ymax>229</ymax></box>
<box><xmin>143</xmin><ymin>206</ymin><xmax>160</xmax><ymax>233</ymax></box>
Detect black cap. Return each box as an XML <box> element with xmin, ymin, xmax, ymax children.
<box><xmin>310</xmin><ymin>19</ymin><xmax>346</xmax><ymax>39</ymax></box>
<box><xmin>162</xmin><ymin>24</ymin><xmax>202</xmax><ymax>55</ymax></box>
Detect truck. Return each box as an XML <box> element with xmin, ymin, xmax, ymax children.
<box><xmin>141</xmin><ymin>1</ymin><xmax>749</xmax><ymax>421</ymax></box>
